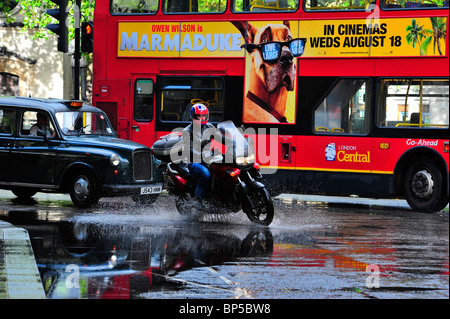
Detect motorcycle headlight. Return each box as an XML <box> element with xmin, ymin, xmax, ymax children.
<box><xmin>236</xmin><ymin>153</ymin><xmax>255</xmax><ymax>166</ymax></box>
<box><xmin>109</xmin><ymin>153</ymin><xmax>120</xmax><ymax>166</ymax></box>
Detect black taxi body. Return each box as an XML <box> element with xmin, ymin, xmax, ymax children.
<box><xmin>0</xmin><ymin>97</ymin><xmax>162</xmax><ymax>208</ymax></box>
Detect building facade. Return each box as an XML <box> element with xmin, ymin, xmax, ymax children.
<box><xmin>0</xmin><ymin>2</ymin><xmax>72</xmax><ymax>99</ymax></box>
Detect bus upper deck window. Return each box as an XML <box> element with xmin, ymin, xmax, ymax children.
<box><xmin>380</xmin><ymin>0</ymin><xmax>447</xmax><ymax>9</ymax></box>
<box><xmin>163</xmin><ymin>0</ymin><xmax>227</xmax><ymax>13</ymax></box>
<box><xmin>232</xmin><ymin>0</ymin><xmax>299</xmax><ymax>12</ymax></box>
<box><xmin>304</xmin><ymin>0</ymin><xmax>368</xmax><ymax>10</ymax></box>
<box><xmin>110</xmin><ymin>0</ymin><xmax>158</xmax><ymax>14</ymax></box>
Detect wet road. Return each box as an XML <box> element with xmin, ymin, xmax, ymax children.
<box><xmin>0</xmin><ymin>194</ymin><xmax>448</xmax><ymax>299</ymax></box>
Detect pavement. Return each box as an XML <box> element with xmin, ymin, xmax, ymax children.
<box><xmin>0</xmin><ymin>189</ymin><xmax>447</xmax><ymax>299</ymax></box>
<box><xmin>0</xmin><ymin>220</ymin><xmax>46</xmax><ymax>299</ymax></box>
<box><xmin>0</xmin><ymin>190</ymin><xmax>62</xmax><ymax>299</ymax></box>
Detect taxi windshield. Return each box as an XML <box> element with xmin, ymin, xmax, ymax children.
<box><xmin>55</xmin><ymin>111</ymin><xmax>115</xmax><ymax>136</ymax></box>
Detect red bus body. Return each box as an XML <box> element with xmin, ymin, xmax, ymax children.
<box><xmin>92</xmin><ymin>0</ymin><xmax>449</xmax><ymax>212</ymax></box>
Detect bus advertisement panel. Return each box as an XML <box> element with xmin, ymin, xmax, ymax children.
<box><xmin>117</xmin><ymin>18</ymin><xmax>447</xmax><ymax>58</ymax></box>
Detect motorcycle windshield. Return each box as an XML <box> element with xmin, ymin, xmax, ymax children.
<box><xmin>217</xmin><ymin>121</ymin><xmax>254</xmax><ymax>158</ymax></box>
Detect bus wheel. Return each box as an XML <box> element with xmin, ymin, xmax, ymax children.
<box><xmin>403</xmin><ymin>156</ymin><xmax>447</xmax><ymax>213</ymax></box>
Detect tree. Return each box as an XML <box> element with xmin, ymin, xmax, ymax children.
<box><xmin>2</xmin><ymin>0</ymin><xmax>95</xmax><ymax>41</ymax></box>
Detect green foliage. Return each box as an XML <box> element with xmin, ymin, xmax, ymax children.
<box><xmin>1</xmin><ymin>0</ymin><xmax>20</xmax><ymax>23</ymax></box>
<box><xmin>3</xmin><ymin>0</ymin><xmax>95</xmax><ymax>41</ymax></box>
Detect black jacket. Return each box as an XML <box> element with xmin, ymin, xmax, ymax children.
<box><xmin>182</xmin><ymin>122</ymin><xmax>221</xmax><ymax>163</ymax></box>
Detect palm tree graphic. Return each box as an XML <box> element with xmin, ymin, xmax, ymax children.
<box><xmin>421</xmin><ymin>17</ymin><xmax>447</xmax><ymax>56</ymax></box>
<box><xmin>406</xmin><ymin>17</ymin><xmax>447</xmax><ymax>56</ymax></box>
<box><xmin>406</xmin><ymin>19</ymin><xmax>426</xmax><ymax>54</ymax></box>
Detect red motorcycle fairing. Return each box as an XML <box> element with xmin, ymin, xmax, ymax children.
<box><xmin>209</xmin><ymin>163</ymin><xmax>241</xmax><ymax>183</ymax></box>
<box><xmin>165</xmin><ymin>162</ymin><xmax>194</xmax><ymax>192</ymax></box>
<box><xmin>171</xmin><ymin>174</ymin><xmax>188</xmax><ymax>191</ymax></box>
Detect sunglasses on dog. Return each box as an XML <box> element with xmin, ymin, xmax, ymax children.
<box><xmin>241</xmin><ymin>38</ymin><xmax>307</xmax><ymax>62</ymax></box>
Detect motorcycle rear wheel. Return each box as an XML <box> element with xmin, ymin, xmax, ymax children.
<box><xmin>242</xmin><ymin>188</ymin><xmax>274</xmax><ymax>226</ymax></box>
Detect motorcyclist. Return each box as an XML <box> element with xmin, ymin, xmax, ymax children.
<box><xmin>182</xmin><ymin>103</ymin><xmax>215</xmax><ymax>202</ymax></box>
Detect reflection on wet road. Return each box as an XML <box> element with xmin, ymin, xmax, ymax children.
<box><xmin>0</xmin><ymin>195</ymin><xmax>448</xmax><ymax>299</ymax></box>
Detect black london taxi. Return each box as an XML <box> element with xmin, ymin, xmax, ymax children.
<box><xmin>0</xmin><ymin>97</ymin><xmax>162</xmax><ymax>208</ymax></box>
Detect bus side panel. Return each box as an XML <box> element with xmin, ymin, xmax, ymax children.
<box><xmin>296</xmin><ymin>135</ymin><xmax>372</xmax><ymax>174</ymax></box>
<box><xmin>263</xmin><ymin>169</ymin><xmax>394</xmax><ymax>198</ymax></box>
<box><xmin>93</xmin><ymin>79</ymin><xmax>131</xmax><ymax>139</ymax></box>
<box><xmin>374</xmin><ymin>58</ymin><xmax>450</xmax><ymax>78</ymax></box>
<box><xmin>300</xmin><ymin>59</ymin><xmax>376</xmax><ymax>77</ymax></box>
<box><xmin>372</xmin><ymin>138</ymin><xmax>449</xmax><ymax>175</ymax></box>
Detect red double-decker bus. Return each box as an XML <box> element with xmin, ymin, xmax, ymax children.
<box><xmin>92</xmin><ymin>0</ymin><xmax>449</xmax><ymax>213</ymax></box>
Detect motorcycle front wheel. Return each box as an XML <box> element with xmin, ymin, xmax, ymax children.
<box><xmin>242</xmin><ymin>188</ymin><xmax>274</xmax><ymax>226</ymax></box>
<box><xmin>175</xmin><ymin>193</ymin><xmax>204</xmax><ymax>221</ymax></box>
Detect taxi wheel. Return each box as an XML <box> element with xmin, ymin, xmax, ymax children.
<box><xmin>69</xmin><ymin>169</ymin><xmax>100</xmax><ymax>208</ymax></box>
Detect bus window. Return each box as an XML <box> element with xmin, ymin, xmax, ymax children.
<box><xmin>304</xmin><ymin>0</ymin><xmax>369</xmax><ymax>10</ymax></box>
<box><xmin>159</xmin><ymin>77</ymin><xmax>224</xmax><ymax>122</ymax></box>
<box><xmin>232</xmin><ymin>0</ymin><xmax>299</xmax><ymax>12</ymax></box>
<box><xmin>134</xmin><ymin>79</ymin><xmax>154</xmax><ymax>121</ymax></box>
<box><xmin>163</xmin><ymin>0</ymin><xmax>227</xmax><ymax>13</ymax></box>
<box><xmin>313</xmin><ymin>79</ymin><xmax>371</xmax><ymax>135</ymax></box>
<box><xmin>377</xmin><ymin>79</ymin><xmax>449</xmax><ymax>128</ymax></box>
<box><xmin>380</xmin><ymin>0</ymin><xmax>448</xmax><ymax>9</ymax></box>
<box><xmin>110</xmin><ymin>0</ymin><xmax>159</xmax><ymax>14</ymax></box>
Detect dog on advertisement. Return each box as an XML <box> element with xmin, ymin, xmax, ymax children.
<box><xmin>232</xmin><ymin>20</ymin><xmax>297</xmax><ymax>123</ymax></box>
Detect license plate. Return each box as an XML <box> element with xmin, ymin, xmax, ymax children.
<box><xmin>140</xmin><ymin>185</ymin><xmax>162</xmax><ymax>195</ymax></box>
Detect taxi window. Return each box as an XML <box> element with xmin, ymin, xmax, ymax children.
<box><xmin>20</xmin><ymin>110</ymin><xmax>56</xmax><ymax>138</ymax></box>
<box><xmin>0</xmin><ymin>108</ymin><xmax>15</xmax><ymax>135</ymax></box>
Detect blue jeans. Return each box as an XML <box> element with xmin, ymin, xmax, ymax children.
<box><xmin>188</xmin><ymin>163</ymin><xmax>211</xmax><ymax>199</ymax></box>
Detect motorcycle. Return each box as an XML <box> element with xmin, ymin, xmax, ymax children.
<box><xmin>151</xmin><ymin>121</ymin><xmax>274</xmax><ymax>226</ymax></box>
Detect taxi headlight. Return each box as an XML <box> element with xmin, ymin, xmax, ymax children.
<box><xmin>236</xmin><ymin>153</ymin><xmax>255</xmax><ymax>166</ymax></box>
<box><xmin>109</xmin><ymin>153</ymin><xmax>120</xmax><ymax>166</ymax></box>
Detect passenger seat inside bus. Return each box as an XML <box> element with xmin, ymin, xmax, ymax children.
<box><xmin>410</xmin><ymin>112</ymin><xmax>420</xmax><ymax>125</ymax></box>
<box><xmin>249</xmin><ymin>0</ymin><xmax>288</xmax><ymax>11</ymax></box>
<box><xmin>382</xmin><ymin>0</ymin><xmax>403</xmax><ymax>8</ymax></box>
